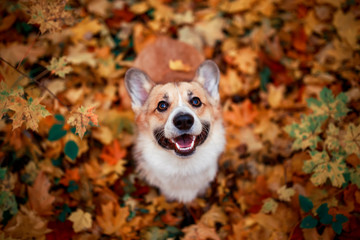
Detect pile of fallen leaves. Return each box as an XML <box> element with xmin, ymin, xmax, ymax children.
<box><xmin>0</xmin><ymin>0</ymin><xmax>360</xmax><ymax>239</ymax></box>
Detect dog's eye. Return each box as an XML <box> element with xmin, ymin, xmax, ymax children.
<box><xmin>190</xmin><ymin>97</ymin><xmax>202</xmax><ymax>107</ymax></box>
<box><xmin>157</xmin><ymin>101</ymin><xmax>169</xmax><ymax>112</ymax></box>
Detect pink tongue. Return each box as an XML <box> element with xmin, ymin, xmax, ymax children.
<box><xmin>174</xmin><ymin>135</ymin><xmax>193</xmax><ymax>148</ymax></box>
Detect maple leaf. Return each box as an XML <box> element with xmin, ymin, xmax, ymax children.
<box><xmin>68</xmin><ymin>208</ymin><xmax>92</xmax><ymax>233</ymax></box>
<box><xmin>70</xmin><ymin>17</ymin><xmax>103</xmax><ymax>43</ymax></box>
<box><xmin>182</xmin><ymin>222</ymin><xmax>221</xmax><ymax>240</ymax></box>
<box><xmin>349</xmin><ymin>166</ymin><xmax>360</xmax><ymax>188</ymax></box>
<box><xmin>200</xmin><ymin>204</ymin><xmax>228</xmax><ymax>228</ymax></box>
<box><xmin>21</xmin><ymin>0</ymin><xmax>75</xmax><ymax>34</ymax></box>
<box><xmin>277</xmin><ymin>185</ymin><xmax>295</xmax><ymax>202</ymax></box>
<box><xmin>306</xmin><ymin>87</ymin><xmax>349</xmax><ymax>120</ymax></box>
<box><xmin>9</xmin><ymin>97</ymin><xmax>51</xmax><ymax>131</ymax></box>
<box><xmin>100</xmin><ymin>139</ymin><xmax>127</xmax><ymax>166</ymax></box>
<box><xmin>223</xmin><ymin>99</ymin><xmax>258</xmax><ymax>127</ymax></box>
<box><xmin>343</xmin><ymin>123</ymin><xmax>360</xmax><ymax>156</ymax></box>
<box><xmin>96</xmin><ymin>201</ymin><xmax>130</xmax><ymax>237</ymax></box>
<box><xmin>47</xmin><ymin>56</ymin><xmax>73</xmax><ymax>78</ymax></box>
<box><xmin>303</xmin><ymin>151</ymin><xmax>347</xmax><ymax>187</ymax></box>
<box><xmin>67</xmin><ymin>106</ymin><xmax>98</xmax><ymax>139</ymax></box>
<box><xmin>0</xmin><ymin>81</ymin><xmax>24</xmax><ymax>119</ymax></box>
<box><xmin>285</xmin><ymin>114</ymin><xmax>327</xmax><ymax>150</ymax></box>
<box><xmin>219</xmin><ymin>0</ymin><xmax>257</xmax><ymax>13</ymax></box>
<box><xmin>261</xmin><ymin>198</ymin><xmax>278</xmax><ymax>214</ymax></box>
<box><xmin>4</xmin><ymin>205</ymin><xmax>50</xmax><ymax>239</ymax></box>
<box><xmin>27</xmin><ymin>171</ymin><xmax>55</xmax><ymax>216</ymax></box>
<box><xmin>325</xmin><ymin>123</ymin><xmax>340</xmax><ymax>151</ymax></box>
<box><xmin>333</xmin><ymin>9</ymin><xmax>359</xmax><ymax>50</ymax></box>
<box><xmin>194</xmin><ymin>17</ymin><xmax>225</xmax><ymax>47</ymax></box>
<box><xmin>0</xmin><ymin>191</ymin><xmax>18</xmax><ymax>220</ymax></box>
<box><xmin>232</xmin><ymin>47</ymin><xmax>258</xmax><ymax>75</ymax></box>
<box><xmin>59</xmin><ymin>168</ymin><xmax>80</xmax><ymax>186</ymax></box>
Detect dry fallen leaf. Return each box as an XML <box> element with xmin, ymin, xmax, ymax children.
<box><xmin>68</xmin><ymin>208</ymin><xmax>93</xmax><ymax>233</ymax></box>
<box><xmin>27</xmin><ymin>171</ymin><xmax>55</xmax><ymax>216</ymax></box>
<box><xmin>96</xmin><ymin>201</ymin><xmax>130</xmax><ymax>237</ymax></box>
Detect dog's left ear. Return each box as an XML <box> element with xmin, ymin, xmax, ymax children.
<box><xmin>194</xmin><ymin>60</ymin><xmax>220</xmax><ymax>101</ymax></box>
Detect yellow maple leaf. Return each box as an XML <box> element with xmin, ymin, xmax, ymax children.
<box><xmin>9</xmin><ymin>97</ymin><xmax>50</xmax><ymax>131</ymax></box>
<box><xmin>71</xmin><ymin>17</ymin><xmax>102</xmax><ymax>43</ymax></box>
<box><xmin>68</xmin><ymin>208</ymin><xmax>92</xmax><ymax>233</ymax></box>
<box><xmin>169</xmin><ymin>59</ymin><xmax>192</xmax><ymax>72</ymax></box>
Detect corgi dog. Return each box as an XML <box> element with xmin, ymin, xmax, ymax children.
<box><xmin>124</xmin><ymin>37</ymin><xmax>225</xmax><ymax>203</ymax></box>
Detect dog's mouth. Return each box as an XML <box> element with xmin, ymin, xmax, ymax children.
<box><xmin>154</xmin><ymin>123</ymin><xmax>210</xmax><ymax>157</ymax></box>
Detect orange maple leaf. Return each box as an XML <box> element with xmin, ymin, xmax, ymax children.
<box><xmin>27</xmin><ymin>171</ymin><xmax>55</xmax><ymax>216</ymax></box>
<box><xmin>59</xmin><ymin>168</ymin><xmax>80</xmax><ymax>186</ymax></box>
<box><xmin>223</xmin><ymin>99</ymin><xmax>258</xmax><ymax>127</ymax></box>
<box><xmin>100</xmin><ymin>140</ymin><xmax>127</xmax><ymax>165</ymax></box>
<box><xmin>96</xmin><ymin>201</ymin><xmax>130</xmax><ymax>237</ymax></box>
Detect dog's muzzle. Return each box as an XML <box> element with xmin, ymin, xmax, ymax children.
<box><xmin>153</xmin><ymin>121</ymin><xmax>210</xmax><ymax>157</ymax></box>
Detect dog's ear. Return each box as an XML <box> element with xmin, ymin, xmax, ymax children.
<box><xmin>125</xmin><ymin>68</ymin><xmax>155</xmax><ymax>108</ymax></box>
<box><xmin>194</xmin><ymin>60</ymin><xmax>220</xmax><ymax>100</ymax></box>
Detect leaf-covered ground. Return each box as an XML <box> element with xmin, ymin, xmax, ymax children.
<box><xmin>1</xmin><ymin>0</ymin><xmax>360</xmax><ymax>239</ymax></box>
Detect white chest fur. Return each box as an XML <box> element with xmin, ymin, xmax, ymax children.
<box><xmin>134</xmin><ymin>121</ymin><xmax>225</xmax><ymax>203</ymax></box>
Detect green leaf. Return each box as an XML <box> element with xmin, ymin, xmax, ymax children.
<box><xmin>0</xmin><ymin>191</ymin><xmax>18</xmax><ymax>216</ymax></box>
<box><xmin>316</xmin><ymin>203</ymin><xmax>333</xmax><ymax>224</ymax></box>
<box><xmin>260</xmin><ymin>66</ymin><xmax>271</xmax><ymax>91</ymax></box>
<box><xmin>350</xmin><ymin>166</ymin><xmax>360</xmax><ymax>188</ymax></box>
<box><xmin>0</xmin><ymin>167</ymin><xmax>6</xmax><ymax>180</ymax></box>
<box><xmin>299</xmin><ymin>195</ymin><xmax>313</xmax><ymax>213</ymax></box>
<box><xmin>285</xmin><ymin>115</ymin><xmax>326</xmax><ymax>150</ymax></box>
<box><xmin>141</xmin><ymin>226</ymin><xmax>169</xmax><ymax>240</ymax></box>
<box><xmin>64</xmin><ymin>140</ymin><xmax>78</xmax><ymax>160</ymax></box>
<box><xmin>332</xmin><ymin>214</ymin><xmax>348</xmax><ymax>234</ymax></box>
<box><xmin>307</xmin><ymin>87</ymin><xmax>349</xmax><ymax>120</ymax></box>
<box><xmin>300</xmin><ymin>215</ymin><xmax>318</xmax><ymax>229</ymax></box>
<box><xmin>303</xmin><ymin>150</ymin><xmax>348</xmax><ymax>188</ymax></box>
<box><xmin>48</xmin><ymin>124</ymin><xmax>67</xmax><ymax>141</ymax></box>
<box><xmin>67</xmin><ymin>180</ymin><xmax>79</xmax><ymax>193</ymax></box>
<box><xmin>58</xmin><ymin>204</ymin><xmax>72</xmax><ymax>222</ymax></box>
<box><xmin>54</xmin><ymin>114</ymin><xmax>65</xmax><ymax>124</ymax></box>
<box><xmin>165</xmin><ymin>226</ymin><xmax>182</xmax><ymax>238</ymax></box>
<box><xmin>46</xmin><ymin>56</ymin><xmax>73</xmax><ymax>78</ymax></box>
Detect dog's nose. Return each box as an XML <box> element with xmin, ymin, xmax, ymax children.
<box><xmin>173</xmin><ymin>114</ymin><xmax>194</xmax><ymax>130</ymax></box>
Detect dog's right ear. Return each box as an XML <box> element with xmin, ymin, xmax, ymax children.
<box><xmin>125</xmin><ymin>68</ymin><xmax>155</xmax><ymax>108</ymax></box>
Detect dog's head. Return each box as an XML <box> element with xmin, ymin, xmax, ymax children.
<box><xmin>125</xmin><ymin>60</ymin><xmax>221</xmax><ymax>157</ymax></box>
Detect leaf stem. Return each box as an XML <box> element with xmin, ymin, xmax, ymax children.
<box><xmin>16</xmin><ymin>31</ymin><xmax>41</xmax><ymax>70</ymax></box>
<box><xmin>0</xmin><ymin>57</ymin><xmax>71</xmax><ymax>112</ymax></box>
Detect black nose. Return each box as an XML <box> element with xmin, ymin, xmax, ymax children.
<box><xmin>173</xmin><ymin>114</ymin><xmax>194</xmax><ymax>130</ymax></box>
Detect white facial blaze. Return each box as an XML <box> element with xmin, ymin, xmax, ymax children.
<box><xmin>175</xmin><ymin>83</ymin><xmax>184</xmax><ymax>106</ymax></box>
